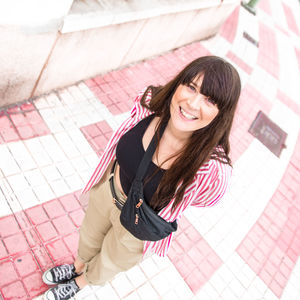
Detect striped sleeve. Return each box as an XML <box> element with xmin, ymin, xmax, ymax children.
<box><xmin>81</xmin><ymin>88</ymin><xmax>151</xmax><ymax>194</ymax></box>
<box><xmin>191</xmin><ymin>161</ymin><xmax>232</xmax><ymax>207</ymax></box>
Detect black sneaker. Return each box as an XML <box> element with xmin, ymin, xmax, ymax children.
<box><xmin>44</xmin><ymin>279</ymin><xmax>80</xmax><ymax>300</ymax></box>
<box><xmin>42</xmin><ymin>264</ymin><xmax>80</xmax><ymax>285</ymax></box>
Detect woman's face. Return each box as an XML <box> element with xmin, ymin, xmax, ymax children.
<box><xmin>169</xmin><ymin>75</ymin><xmax>219</xmax><ymax>136</ymax></box>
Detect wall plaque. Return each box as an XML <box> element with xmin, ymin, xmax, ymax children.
<box><xmin>248</xmin><ymin>111</ymin><xmax>287</xmax><ymax>157</ymax></box>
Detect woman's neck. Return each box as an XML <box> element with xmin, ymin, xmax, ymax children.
<box><xmin>164</xmin><ymin>120</ymin><xmax>191</xmax><ymax>147</ymax></box>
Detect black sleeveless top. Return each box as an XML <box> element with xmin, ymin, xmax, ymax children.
<box><xmin>116</xmin><ymin>115</ymin><xmax>165</xmax><ymax>207</ymax></box>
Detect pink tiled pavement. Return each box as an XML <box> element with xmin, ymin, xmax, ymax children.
<box><xmin>282</xmin><ymin>2</ymin><xmax>300</xmax><ymax>36</ymax></box>
<box><xmin>237</xmin><ymin>132</ymin><xmax>300</xmax><ymax>298</ymax></box>
<box><xmin>258</xmin><ymin>21</ymin><xmax>280</xmax><ymax>79</ymax></box>
<box><xmin>1</xmin><ymin>1</ymin><xmax>300</xmax><ymax>299</ymax></box>
<box><xmin>0</xmin><ymin>101</ymin><xmax>50</xmax><ymax>144</ymax></box>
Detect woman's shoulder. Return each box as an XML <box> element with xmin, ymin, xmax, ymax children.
<box><xmin>195</xmin><ymin>155</ymin><xmax>232</xmax><ymax>179</ymax></box>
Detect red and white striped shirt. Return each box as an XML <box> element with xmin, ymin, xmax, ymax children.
<box><xmin>82</xmin><ymin>88</ymin><xmax>232</xmax><ymax>257</ymax></box>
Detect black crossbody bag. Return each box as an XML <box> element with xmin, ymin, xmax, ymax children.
<box><xmin>119</xmin><ymin>123</ymin><xmax>178</xmax><ymax>241</ymax></box>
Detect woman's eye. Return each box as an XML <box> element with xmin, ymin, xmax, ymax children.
<box><xmin>188</xmin><ymin>84</ymin><xmax>196</xmax><ymax>92</ymax></box>
<box><xmin>207</xmin><ymin>97</ymin><xmax>217</xmax><ymax>106</ymax></box>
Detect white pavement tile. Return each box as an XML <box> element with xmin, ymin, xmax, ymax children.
<box><xmin>54</xmin><ymin>132</ymin><xmax>81</xmax><ymax>159</ymax></box>
<box><xmin>41</xmin><ymin>165</ymin><xmax>63</xmax><ymax>182</ymax></box>
<box><xmin>67</xmin><ymin>129</ymin><xmax>94</xmax><ymax>155</ymax></box>
<box><xmin>8</xmin><ymin>141</ymin><xmax>37</xmax><ymax>171</ymax></box>
<box><xmin>0</xmin><ymin>144</ymin><xmax>21</xmax><ymax>176</ymax></box>
<box><xmin>248</xmin><ymin>66</ymin><xmax>278</xmax><ymax>102</ymax></box>
<box><xmin>24</xmin><ymin>138</ymin><xmax>53</xmax><ymax>167</ymax></box>
<box><xmin>281</xmin><ymin>256</ymin><xmax>300</xmax><ymax>300</ymax></box>
<box><xmin>0</xmin><ymin>177</ymin><xmax>23</xmax><ymax>214</ymax></box>
<box><xmin>32</xmin><ymin>184</ymin><xmax>55</xmax><ymax>203</ymax></box>
<box><xmin>94</xmin><ymin>283</ymin><xmax>119</xmax><ymax>299</ymax></box>
<box><xmin>0</xmin><ymin>182</ymin><xmax>13</xmax><ymax>217</ymax></box>
<box><xmin>122</xmin><ymin>292</ymin><xmax>141</xmax><ymax>300</ymax></box>
<box><xmin>40</xmin><ymin>135</ymin><xmax>68</xmax><ymax>163</ymax></box>
<box><xmin>139</xmin><ymin>256</ymin><xmax>160</xmax><ymax>279</ymax></box>
<box><xmin>201</xmin><ymin>35</ymin><xmax>232</xmax><ymax>58</ymax></box>
<box><xmin>196</xmin><ymin>282</ymin><xmax>220</xmax><ymax>300</ymax></box>
<box><xmin>6</xmin><ymin>174</ymin><xmax>30</xmax><ymax>192</ymax></box>
<box><xmin>24</xmin><ymin>169</ymin><xmax>47</xmax><ymax>187</ymax></box>
<box><xmin>68</xmin><ymin>85</ymin><xmax>88</xmax><ymax>102</ymax></box>
<box><xmin>78</xmin><ymin>82</ymin><xmax>96</xmax><ymax>99</ymax></box>
<box><xmin>111</xmin><ymin>272</ymin><xmax>135</xmax><ymax>298</ymax></box>
<box><xmin>34</xmin><ymin>97</ymin><xmax>49</xmax><ymax>109</ymax></box>
<box><xmin>49</xmin><ymin>178</ymin><xmax>71</xmax><ymax>197</ymax></box>
<box><xmin>56</xmin><ymin>161</ymin><xmax>76</xmax><ymax>177</ymax></box>
<box><xmin>137</xmin><ymin>282</ymin><xmax>160</xmax><ymax>300</ymax></box>
<box><xmin>70</xmin><ymin>157</ymin><xmax>91</xmax><ymax>173</ymax></box>
<box><xmin>65</xmin><ymin>173</ymin><xmax>84</xmax><ymax>191</ymax></box>
<box><xmin>14</xmin><ymin>188</ymin><xmax>39</xmax><ymax>209</ymax></box>
<box><xmin>126</xmin><ymin>265</ymin><xmax>147</xmax><ymax>289</ymax></box>
<box><xmin>276</xmin><ymin>30</ymin><xmax>300</xmax><ymax>102</ymax></box>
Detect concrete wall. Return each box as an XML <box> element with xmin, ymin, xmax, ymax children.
<box><xmin>0</xmin><ymin>0</ymin><xmax>240</xmax><ymax>107</ymax></box>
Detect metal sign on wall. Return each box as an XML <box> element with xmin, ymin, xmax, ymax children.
<box><xmin>248</xmin><ymin>111</ymin><xmax>287</xmax><ymax>157</ymax></box>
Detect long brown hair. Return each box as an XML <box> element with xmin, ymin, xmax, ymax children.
<box><xmin>141</xmin><ymin>56</ymin><xmax>241</xmax><ymax>212</ymax></box>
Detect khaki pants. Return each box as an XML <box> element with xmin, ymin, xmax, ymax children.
<box><xmin>78</xmin><ymin>167</ymin><xmax>143</xmax><ymax>285</ymax></box>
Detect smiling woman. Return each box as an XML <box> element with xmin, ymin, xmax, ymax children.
<box><xmin>42</xmin><ymin>56</ymin><xmax>241</xmax><ymax>300</ymax></box>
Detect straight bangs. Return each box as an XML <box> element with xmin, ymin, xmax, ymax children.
<box><xmin>179</xmin><ymin>58</ymin><xmax>238</xmax><ymax>111</ymax></box>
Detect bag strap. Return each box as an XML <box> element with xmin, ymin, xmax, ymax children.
<box><xmin>135</xmin><ymin>120</ymin><xmax>167</xmax><ymax>180</ymax></box>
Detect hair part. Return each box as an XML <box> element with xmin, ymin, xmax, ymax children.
<box><xmin>140</xmin><ymin>56</ymin><xmax>241</xmax><ymax>212</ymax></box>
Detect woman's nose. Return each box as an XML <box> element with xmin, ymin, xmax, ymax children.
<box><xmin>187</xmin><ymin>94</ymin><xmax>203</xmax><ymax>110</ymax></box>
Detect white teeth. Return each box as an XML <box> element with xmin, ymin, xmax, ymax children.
<box><xmin>180</xmin><ymin>107</ymin><xmax>197</xmax><ymax>120</ymax></box>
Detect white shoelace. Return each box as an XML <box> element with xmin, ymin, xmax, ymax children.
<box><xmin>53</xmin><ymin>265</ymin><xmax>74</xmax><ymax>282</ymax></box>
<box><xmin>54</xmin><ymin>281</ymin><xmax>78</xmax><ymax>298</ymax></box>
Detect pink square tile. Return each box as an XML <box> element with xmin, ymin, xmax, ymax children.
<box><xmin>46</xmin><ymin>239</ymin><xmax>70</xmax><ymax>261</ymax></box>
<box><xmin>23</xmin><ymin>229</ymin><xmax>40</xmax><ymax>248</ymax></box>
<box><xmin>85</xmin><ymin>78</ymin><xmax>98</xmax><ymax>87</ymax></box>
<box><xmin>23</xmin><ymin>271</ymin><xmax>48</xmax><ymax>298</ymax></box>
<box><xmin>32</xmin><ymin>246</ymin><xmax>53</xmax><ymax>272</ymax></box>
<box><xmin>0</xmin><ymin>240</ymin><xmax>8</xmax><ymax>259</ymax></box>
<box><xmin>259</xmin><ymin>269</ymin><xmax>273</xmax><ymax>286</ymax></box>
<box><xmin>4</xmin><ymin>233</ymin><xmax>29</xmax><ymax>255</ymax></box>
<box><xmin>81</xmin><ymin>124</ymin><xmax>101</xmax><ymax>140</ymax></box>
<box><xmin>10</xmin><ymin>113</ymin><xmax>27</xmax><ymax>126</ymax></box>
<box><xmin>26</xmin><ymin>205</ymin><xmax>49</xmax><ymax>225</ymax></box>
<box><xmin>269</xmin><ymin>279</ymin><xmax>283</xmax><ymax>298</ymax></box>
<box><xmin>107</xmin><ymin>104</ymin><xmax>122</xmax><ymax>115</ymax></box>
<box><xmin>43</xmin><ymin>199</ymin><xmax>66</xmax><ymax>219</ymax></box>
<box><xmin>1</xmin><ymin>280</ymin><xmax>28</xmax><ymax>300</ymax></box>
<box><xmin>17</xmin><ymin>125</ymin><xmax>35</xmax><ymax>139</ymax></box>
<box><xmin>14</xmin><ymin>211</ymin><xmax>31</xmax><ymax>231</ymax></box>
<box><xmin>185</xmin><ymin>225</ymin><xmax>202</xmax><ymax>242</ymax></box>
<box><xmin>14</xmin><ymin>252</ymin><xmax>39</xmax><ymax>277</ymax></box>
<box><xmin>173</xmin><ymin>255</ymin><xmax>194</xmax><ymax>280</ymax></box>
<box><xmin>0</xmin><ymin>115</ymin><xmax>19</xmax><ymax>142</ymax></box>
<box><xmin>63</xmin><ymin>232</ymin><xmax>79</xmax><ymax>254</ymax></box>
<box><xmin>0</xmin><ymin>215</ymin><xmax>20</xmax><ymax>238</ymax></box>
<box><xmin>175</xmin><ymin>232</ymin><xmax>194</xmax><ymax>252</ymax></box>
<box><xmin>69</xmin><ymin>209</ymin><xmax>85</xmax><ymax>228</ymax></box>
<box><xmin>185</xmin><ymin>268</ymin><xmax>207</xmax><ymax>293</ymax></box>
<box><xmin>36</xmin><ymin>222</ymin><xmax>58</xmax><ymax>242</ymax></box>
<box><xmin>167</xmin><ymin>240</ymin><xmax>184</xmax><ymax>262</ymax></box>
<box><xmin>187</xmin><ymin>245</ymin><xmax>204</xmax><ymax>266</ymax></box>
<box><xmin>52</xmin><ymin>215</ymin><xmax>76</xmax><ymax>236</ymax></box>
<box><xmin>0</xmin><ymin>260</ymin><xmax>19</xmax><ymax>286</ymax></box>
<box><xmin>20</xmin><ymin>102</ymin><xmax>34</xmax><ymax>111</ymax></box>
<box><xmin>33</xmin><ymin>122</ymin><xmax>50</xmax><ymax>136</ymax></box>
<box><xmin>26</xmin><ymin>111</ymin><xmax>43</xmax><ymax>125</ymax></box>
<box><xmin>59</xmin><ymin>194</ymin><xmax>81</xmax><ymax>212</ymax></box>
